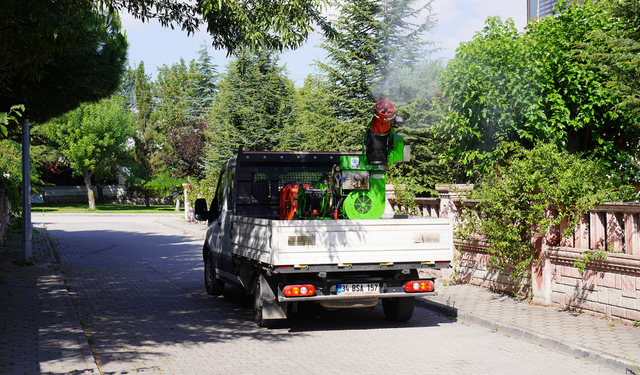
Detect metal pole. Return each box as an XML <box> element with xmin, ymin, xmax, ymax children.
<box><xmin>22</xmin><ymin>117</ymin><xmax>32</xmax><ymax>263</ymax></box>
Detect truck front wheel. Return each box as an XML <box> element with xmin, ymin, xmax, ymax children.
<box><xmin>382</xmin><ymin>297</ymin><xmax>415</xmax><ymax>322</ymax></box>
<box><xmin>204</xmin><ymin>251</ymin><xmax>224</xmax><ymax>295</ymax></box>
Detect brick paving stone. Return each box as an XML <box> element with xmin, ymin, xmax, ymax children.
<box><xmin>1</xmin><ymin>213</ymin><xmax>621</xmax><ymax>375</ymax></box>
<box><xmin>421</xmin><ymin>279</ymin><xmax>640</xmax><ymax>373</ymax></box>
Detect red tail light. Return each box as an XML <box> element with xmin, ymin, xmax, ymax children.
<box><xmin>404</xmin><ymin>280</ymin><xmax>435</xmax><ymax>293</ymax></box>
<box><xmin>283</xmin><ymin>284</ymin><xmax>316</xmax><ymax>297</ymax></box>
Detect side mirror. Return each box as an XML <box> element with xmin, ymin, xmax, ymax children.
<box><xmin>194</xmin><ymin>198</ymin><xmax>208</xmax><ymax>221</ymax></box>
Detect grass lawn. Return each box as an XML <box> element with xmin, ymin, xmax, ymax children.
<box><xmin>31</xmin><ymin>203</ymin><xmax>181</xmax><ymax>214</ymax></box>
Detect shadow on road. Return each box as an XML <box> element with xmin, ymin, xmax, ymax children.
<box><xmin>44</xmin><ymin>223</ymin><xmax>453</xmax><ymax>369</ymax></box>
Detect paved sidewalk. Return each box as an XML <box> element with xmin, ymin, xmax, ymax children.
<box><xmin>418</xmin><ymin>282</ymin><xmax>640</xmax><ymax>374</ymax></box>
<box><xmin>1</xmin><ymin>215</ymin><xmax>639</xmax><ymax>374</ymax></box>
<box><xmin>0</xmin><ymin>224</ymin><xmax>99</xmax><ymax>374</ymax></box>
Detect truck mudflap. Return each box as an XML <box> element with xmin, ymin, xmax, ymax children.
<box><xmin>276</xmin><ymin>279</ymin><xmax>437</xmax><ymax>303</ymax></box>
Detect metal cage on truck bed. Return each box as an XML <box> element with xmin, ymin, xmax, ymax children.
<box><xmin>234</xmin><ymin>149</ymin><xmax>361</xmax><ymax>220</ymax></box>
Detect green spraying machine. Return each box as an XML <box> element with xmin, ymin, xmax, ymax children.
<box><xmin>280</xmin><ymin>100</ymin><xmax>410</xmax><ymax>221</ymax></box>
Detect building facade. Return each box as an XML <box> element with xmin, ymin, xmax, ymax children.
<box><xmin>527</xmin><ymin>0</ymin><xmax>584</xmax><ymax>21</ymax></box>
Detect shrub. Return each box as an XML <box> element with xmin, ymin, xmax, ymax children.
<box><xmin>456</xmin><ymin>141</ymin><xmax>634</xmax><ymax>279</ymax></box>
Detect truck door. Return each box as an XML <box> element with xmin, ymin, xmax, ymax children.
<box><xmin>211</xmin><ymin>162</ymin><xmax>236</xmax><ymax>274</ymax></box>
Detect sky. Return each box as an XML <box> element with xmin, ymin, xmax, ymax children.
<box><xmin>121</xmin><ymin>0</ymin><xmax>528</xmax><ymax>87</ymax></box>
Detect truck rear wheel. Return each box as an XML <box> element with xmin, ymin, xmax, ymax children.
<box><xmin>253</xmin><ymin>278</ymin><xmax>276</xmax><ymax>327</ymax></box>
<box><xmin>204</xmin><ymin>251</ymin><xmax>224</xmax><ymax>295</ymax></box>
<box><xmin>382</xmin><ymin>297</ymin><xmax>415</xmax><ymax>322</ymax></box>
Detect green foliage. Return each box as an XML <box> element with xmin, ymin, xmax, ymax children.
<box><xmin>154</xmin><ymin>49</ymin><xmax>218</xmax><ymax>126</ymax></box>
<box><xmin>152</xmin><ymin>48</ymin><xmax>217</xmax><ymax>179</ymax></box>
<box><xmin>0</xmin><ymin>140</ymin><xmax>23</xmax><ymax>212</ymax></box>
<box><xmin>578</xmin><ymin>0</ymin><xmax>640</xmax><ymax>117</ymax></box>
<box><xmin>315</xmin><ymin>0</ymin><xmax>381</xmax><ymax>150</ymax></box>
<box><xmin>42</xmin><ymin>98</ymin><xmax>135</xmax><ymax>177</ymax></box>
<box><xmin>128</xmin><ymin>62</ymin><xmax>157</xmax><ymax>200</ymax></box>
<box><xmin>388</xmin><ymin>59</ymin><xmax>459</xmax><ymax>197</ymax></box>
<box><xmin>1</xmin><ymin>6</ymin><xmax>128</xmax><ymax>124</ymax></box>
<box><xmin>0</xmin><ymin>105</ymin><xmax>24</xmax><ymax>138</ymax></box>
<box><xmin>145</xmin><ymin>172</ymin><xmax>183</xmax><ymax>197</ymax></box>
<box><xmin>282</xmin><ymin>76</ymin><xmax>349</xmax><ymax>151</ymax></box>
<box><xmin>436</xmin><ymin>17</ymin><xmax>537</xmax><ymax>178</ymax></box>
<box><xmin>198</xmin><ymin>0</ymin><xmax>335</xmax><ymax>53</ymax></box>
<box><xmin>103</xmin><ymin>0</ymin><xmax>335</xmax><ymax>53</ymax></box>
<box><xmin>437</xmin><ymin>2</ymin><xmax>640</xmax><ymax>183</ymax></box>
<box><xmin>40</xmin><ymin>97</ymin><xmax>135</xmax><ymax>209</ymax></box>
<box><xmin>456</xmin><ymin>142</ymin><xmax>633</xmax><ymax>279</ymax></box>
<box><xmin>301</xmin><ymin>0</ymin><xmax>438</xmax><ymax>154</ymax></box>
<box><xmin>184</xmin><ymin>178</ymin><xmax>216</xmax><ymax>206</ymax></box>
<box><xmin>574</xmin><ymin>249</ymin><xmax>609</xmax><ymax>274</ymax></box>
<box><xmin>373</xmin><ymin>0</ymin><xmax>438</xmax><ymax>102</ymax></box>
<box><xmin>203</xmin><ymin>49</ymin><xmax>295</xmax><ymax>176</ymax></box>
<box><xmin>1</xmin><ymin>0</ymin><xmax>91</xmax><ymax>85</ymax></box>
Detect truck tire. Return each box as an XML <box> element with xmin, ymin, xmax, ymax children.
<box><xmin>382</xmin><ymin>297</ymin><xmax>415</xmax><ymax>322</ymax></box>
<box><xmin>253</xmin><ymin>278</ymin><xmax>276</xmax><ymax>327</ymax></box>
<box><xmin>204</xmin><ymin>251</ymin><xmax>224</xmax><ymax>295</ymax></box>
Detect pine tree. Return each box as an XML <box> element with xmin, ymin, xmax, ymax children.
<box><xmin>311</xmin><ymin>0</ymin><xmax>438</xmax><ymax>151</ymax></box>
<box><xmin>580</xmin><ymin>0</ymin><xmax>640</xmax><ymax>114</ymax></box>
<box><xmin>130</xmin><ymin>62</ymin><xmax>158</xmax><ymax>207</ymax></box>
<box><xmin>204</xmin><ymin>49</ymin><xmax>295</xmax><ymax>177</ymax></box>
<box><xmin>375</xmin><ymin>0</ymin><xmax>438</xmax><ymax>103</ymax></box>
<box><xmin>315</xmin><ymin>0</ymin><xmax>381</xmax><ymax>150</ymax></box>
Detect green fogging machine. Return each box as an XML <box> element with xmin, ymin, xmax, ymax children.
<box><xmin>280</xmin><ymin>100</ymin><xmax>409</xmax><ymax>221</ymax></box>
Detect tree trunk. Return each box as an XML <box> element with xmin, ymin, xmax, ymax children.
<box><xmin>96</xmin><ymin>178</ymin><xmax>107</xmax><ymax>204</ymax></box>
<box><xmin>83</xmin><ymin>170</ymin><xmax>96</xmax><ymax>210</ymax></box>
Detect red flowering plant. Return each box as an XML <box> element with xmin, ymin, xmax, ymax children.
<box><xmin>185</xmin><ymin>178</ymin><xmax>216</xmax><ymax>206</ymax></box>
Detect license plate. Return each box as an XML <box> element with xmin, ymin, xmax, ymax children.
<box><xmin>337</xmin><ymin>283</ymin><xmax>380</xmax><ymax>295</ymax></box>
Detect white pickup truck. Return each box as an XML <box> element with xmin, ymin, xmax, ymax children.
<box><xmin>195</xmin><ymin>149</ymin><xmax>453</xmax><ymax>326</ymax></box>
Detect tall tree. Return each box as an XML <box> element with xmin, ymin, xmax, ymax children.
<box><xmin>130</xmin><ymin>62</ymin><xmax>160</xmax><ymax>207</ymax></box>
<box><xmin>315</xmin><ymin>0</ymin><xmax>381</xmax><ymax>150</ymax></box>
<box><xmin>154</xmin><ymin>47</ymin><xmax>218</xmax><ymax>179</ymax></box>
<box><xmin>579</xmin><ymin>0</ymin><xmax>640</xmax><ymax>116</ymax></box>
<box><xmin>374</xmin><ymin>0</ymin><xmax>438</xmax><ymax>102</ymax></box>
<box><xmin>40</xmin><ymin>98</ymin><xmax>135</xmax><ymax>209</ymax></box>
<box><xmin>102</xmin><ymin>0</ymin><xmax>335</xmax><ymax>53</ymax></box>
<box><xmin>281</xmin><ymin>75</ymin><xmax>344</xmax><ymax>151</ymax></box>
<box><xmin>0</xmin><ymin>4</ymin><xmax>128</xmax><ymax>124</ymax></box>
<box><xmin>313</xmin><ymin>0</ymin><xmax>438</xmax><ymax>151</ymax></box>
<box><xmin>204</xmin><ymin>49</ymin><xmax>295</xmax><ymax>176</ymax></box>
<box><xmin>436</xmin><ymin>2</ymin><xmax>640</xmax><ymax>182</ymax></box>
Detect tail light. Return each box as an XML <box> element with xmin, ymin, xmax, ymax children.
<box><xmin>404</xmin><ymin>280</ymin><xmax>435</xmax><ymax>293</ymax></box>
<box><xmin>283</xmin><ymin>284</ymin><xmax>316</xmax><ymax>297</ymax></box>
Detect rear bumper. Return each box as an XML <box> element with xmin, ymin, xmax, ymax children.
<box><xmin>278</xmin><ymin>291</ymin><xmax>436</xmax><ymax>302</ymax></box>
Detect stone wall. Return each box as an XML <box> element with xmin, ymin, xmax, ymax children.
<box><xmin>38</xmin><ymin>185</ymin><xmax>127</xmax><ymax>204</ymax></box>
<box><xmin>549</xmin><ymin>247</ymin><xmax>640</xmax><ymax>324</ymax></box>
<box><xmin>455</xmin><ymin>239</ymin><xmax>531</xmax><ymax>296</ymax></box>
<box><xmin>36</xmin><ymin>186</ymin><xmax>173</xmax><ymax>205</ymax></box>
<box><xmin>391</xmin><ymin>185</ymin><xmax>640</xmax><ymax>324</ymax></box>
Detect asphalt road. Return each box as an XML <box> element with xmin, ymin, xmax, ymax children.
<box><xmin>33</xmin><ymin>214</ymin><xmax>620</xmax><ymax>375</ymax></box>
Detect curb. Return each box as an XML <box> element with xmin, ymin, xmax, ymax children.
<box><xmin>416</xmin><ymin>297</ymin><xmax>636</xmax><ymax>374</ymax></box>
<box><xmin>40</xmin><ymin>224</ymin><xmax>101</xmax><ymax>374</ymax></box>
